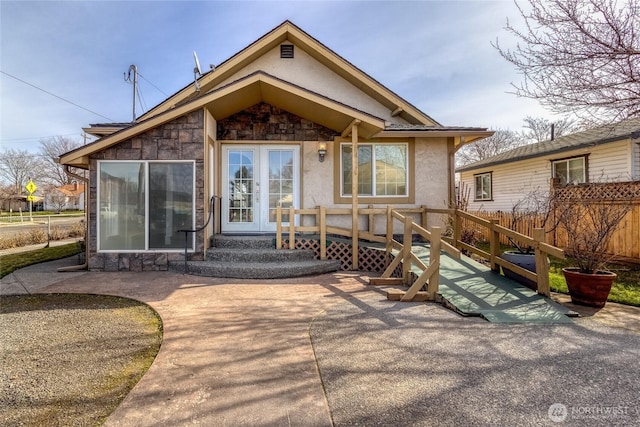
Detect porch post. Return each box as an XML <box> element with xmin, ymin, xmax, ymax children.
<box><xmin>351</xmin><ymin>123</ymin><xmax>359</xmax><ymax>270</ymax></box>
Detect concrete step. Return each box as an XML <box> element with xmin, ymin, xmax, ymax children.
<box><xmin>169</xmin><ymin>259</ymin><xmax>341</xmax><ymax>279</ymax></box>
<box><xmin>212</xmin><ymin>235</ymin><xmax>275</xmax><ymax>249</ymax></box>
<box><xmin>206</xmin><ymin>248</ymin><xmax>316</xmax><ymax>263</ymax></box>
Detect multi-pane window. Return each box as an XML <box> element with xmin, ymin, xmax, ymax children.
<box><xmin>341</xmin><ymin>143</ymin><xmax>408</xmax><ymax>197</ymax></box>
<box><xmin>98</xmin><ymin>161</ymin><xmax>194</xmax><ymax>251</ymax></box>
<box><xmin>552</xmin><ymin>157</ymin><xmax>586</xmax><ymax>184</ymax></box>
<box><xmin>474</xmin><ymin>172</ymin><xmax>492</xmax><ymax>201</ymax></box>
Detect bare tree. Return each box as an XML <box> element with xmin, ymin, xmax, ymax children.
<box><xmin>47</xmin><ymin>188</ymin><xmax>68</xmax><ymax>213</ymax></box>
<box><xmin>38</xmin><ymin>136</ymin><xmax>83</xmax><ymax>187</ymax></box>
<box><xmin>494</xmin><ymin>0</ymin><xmax>640</xmax><ymax>123</ymax></box>
<box><xmin>0</xmin><ymin>148</ymin><xmax>44</xmax><ymax>194</ymax></box>
<box><xmin>456</xmin><ymin>129</ymin><xmax>526</xmax><ymax>166</ymax></box>
<box><xmin>521</xmin><ymin>116</ymin><xmax>581</xmax><ymax>142</ymax></box>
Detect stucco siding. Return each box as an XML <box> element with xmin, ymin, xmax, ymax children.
<box><xmin>216</xmin><ymin>44</ymin><xmax>407</xmax><ymax>125</ymax></box>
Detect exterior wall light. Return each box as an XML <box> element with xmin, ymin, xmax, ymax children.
<box><xmin>318</xmin><ymin>142</ymin><xmax>327</xmax><ymax>162</ymax></box>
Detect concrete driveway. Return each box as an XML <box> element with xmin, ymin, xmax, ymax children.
<box><xmin>3</xmin><ymin>258</ymin><xmax>640</xmax><ymax>426</ymax></box>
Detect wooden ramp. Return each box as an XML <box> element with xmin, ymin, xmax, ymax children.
<box><xmin>389</xmin><ymin>245</ymin><xmax>577</xmax><ymax>324</ymax></box>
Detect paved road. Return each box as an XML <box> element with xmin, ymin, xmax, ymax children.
<box><xmin>0</xmin><ymin>216</ymin><xmax>84</xmax><ymax>237</ymax></box>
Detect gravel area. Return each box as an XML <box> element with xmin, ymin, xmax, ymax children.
<box><xmin>311</xmin><ymin>293</ymin><xmax>640</xmax><ymax>426</ymax></box>
<box><xmin>0</xmin><ymin>294</ymin><xmax>162</xmax><ymax>427</ymax></box>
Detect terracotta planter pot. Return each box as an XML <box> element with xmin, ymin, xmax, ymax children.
<box><xmin>562</xmin><ymin>267</ymin><xmax>616</xmax><ymax>308</ymax></box>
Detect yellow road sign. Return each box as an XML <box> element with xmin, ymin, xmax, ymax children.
<box><xmin>26</xmin><ymin>180</ymin><xmax>37</xmax><ymax>194</ymax></box>
<box><xmin>27</xmin><ymin>195</ymin><xmax>35</xmax><ymax>202</ymax></box>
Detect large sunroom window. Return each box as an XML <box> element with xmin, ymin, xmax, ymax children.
<box><xmin>341</xmin><ymin>143</ymin><xmax>408</xmax><ymax>197</ymax></box>
<box><xmin>98</xmin><ymin>161</ymin><xmax>195</xmax><ymax>251</ymax></box>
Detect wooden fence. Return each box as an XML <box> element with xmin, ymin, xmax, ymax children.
<box><xmin>464</xmin><ymin>181</ymin><xmax>640</xmax><ymax>262</ymax></box>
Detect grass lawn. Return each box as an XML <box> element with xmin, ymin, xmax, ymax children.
<box><xmin>476</xmin><ymin>242</ymin><xmax>640</xmax><ymax>307</ymax></box>
<box><xmin>0</xmin><ymin>243</ymin><xmax>81</xmax><ymax>279</ymax></box>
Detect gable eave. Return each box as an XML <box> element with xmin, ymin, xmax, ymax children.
<box><xmin>138</xmin><ymin>21</ymin><xmax>437</xmax><ymax>126</ymax></box>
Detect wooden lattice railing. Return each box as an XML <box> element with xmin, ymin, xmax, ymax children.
<box><xmin>553</xmin><ymin>180</ymin><xmax>640</xmax><ymax>202</ymax></box>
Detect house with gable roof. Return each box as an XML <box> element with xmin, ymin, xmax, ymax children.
<box><xmin>457</xmin><ymin>118</ymin><xmax>640</xmax><ymax>212</ymax></box>
<box><xmin>59</xmin><ymin>21</ymin><xmax>492</xmax><ymax>272</ymax></box>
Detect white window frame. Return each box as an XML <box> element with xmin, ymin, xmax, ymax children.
<box><xmin>552</xmin><ymin>157</ymin><xmax>587</xmax><ymax>184</ymax></box>
<box><xmin>474</xmin><ymin>172</ymin><xmax>492</xmax><ymax>201</ymax></box>
<box><xmin>339</xmin><ymin>142</ymin><xmax>409</xmax><ymax>198</ymax></box>
<box><xmin>97</xmin><ymin>160</ymin><xmax>196</xmax><ymax>253</ymax></box>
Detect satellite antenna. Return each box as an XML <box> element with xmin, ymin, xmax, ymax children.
<box><xmin>193</xmin><ymin>51</ymin><xmax>202</xmax><ymax>92</ymax></box>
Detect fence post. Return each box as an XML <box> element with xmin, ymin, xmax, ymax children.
<box><xmin>427</xmin><ymin>226</ymin><xmax>441</xmax><ymax>300</ymax></box>
<box><xmin>386</xmin><ymin>205</ymin><xmax>394</xmax><ymax>253</ymax></box>
<box><xmin>320</xmin><ymin>206</ymin><xmax>327</xmax><ymax>260</ymax></box>
<box><xmin>402</xmin><ymin>215</ymin><xmax>412</xmax><ymax>285</ymax></box>
<box><xmin>368</xmin><ymin>204</ymin><xmax>374</xmax><ymax>234</ymax></box>
<box><xmin>454</xmin><ymin>209</ymin><xmax>462</xmax><ymax>251</ymax></box>
<box><xmin>289</xmin><ymin>206</ymin><xmax>296</xmax><ymax>249</ymax></box>
<box><xmin>489</xmin><ymin>219</ymin><xmax>500</xmax><ymax>272</ymax></box>
<box><xmin>276</xmin><ymin>206</ymin><xmax>282</xmax><ymax>249</ymax></box>
<box><xmin>533</xmin><ymin>228</ymin><xmax>550</xmax><ymax>297</ymax></box>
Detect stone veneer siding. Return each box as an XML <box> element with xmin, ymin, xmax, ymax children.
<box><xmin>217</xmin><ymin>102</ymin><xmax>338</xmax><ymax>141</ymax></box>
<box><xmin>87</xmin><ymin>110</ymin><xmax>205</xmax><ymax>272</ymax></box>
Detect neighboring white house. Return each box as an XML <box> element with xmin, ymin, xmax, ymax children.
<box><xmin>457</xmin><ymin>118</ymin><xmax>640</xmax><ymax>212</ymax></box>
<box><xmin>44</xmin><ymin>182</ymin><xmax>85</xmax><ymax>211</ymax></box>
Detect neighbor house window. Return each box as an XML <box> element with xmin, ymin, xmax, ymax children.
<box><xmin>552</xmin><ymin>157</ymin><xmax>586</xmax><ymax>184</ymax></box>
<box><xmin>341</xmin><ymin>143</ymin><xmax>408</xmax><ymax>197</ymax></box>
<box><xmin>98</xmin><ymin>161</ymin><xmax>195</xmax><ymax>251</ymax></box>
<box><xmin>474</xmin><ymin>172</ymin><xmax>492</xmax><ymax>201</ymax></box>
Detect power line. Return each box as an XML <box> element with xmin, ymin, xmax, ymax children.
<box><xmin>0</xmin><ymin>70</ymin><xmax>115</xmax><ymax>121</ymax></box>
<box><xmin>138</xmin><ymin>72</ymin><xmax>169</xmax><ymax>97</ymax></box>
<box><xmin>1</xmin><ymin>133</ymin><xmax>83</xmax><ymax>143</ymax></box>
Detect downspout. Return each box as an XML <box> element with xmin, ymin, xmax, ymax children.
<box><xmin>57</xmin><ymin>164</ymin><xmax>89</xmax><ymax>271</ymax></box>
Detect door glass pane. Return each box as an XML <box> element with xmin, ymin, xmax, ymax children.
<box><xmin>268</xmin><ymin>150</ymin><xmax>294</xmax><ymax>223</ymax></box>
<box><xmin>228</xmin><ymin>150</ymin><xmax>254</xmax><ymax>223</ymax></box>
<box><xmin>149</xmin><ymin>163</ymin><xmax>194</xmax><ymax>249</ymax></box>
<box><xmin>99</xmin><ymin>162</ymin><xmax>146</xmax><ymax>250</ymax></box>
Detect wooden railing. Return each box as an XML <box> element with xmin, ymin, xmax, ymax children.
<box><xmin>274</xmin><ymin>205</ymin><xmax>565</xmax><ymax>298</ymax></box>
<box><xmin>443</xmin><ymin>208</ymin><xmax>565</xmax><ymax>296</ymax></box>
<box><xmin>275</xmin><ymin>205</ymin><xmax>459</xmax><ymax>301</ymax></box>
<box><xmin>378</xmin><ymin>209</ymin><xmax>460</xmax><ymax>301</ymax></box>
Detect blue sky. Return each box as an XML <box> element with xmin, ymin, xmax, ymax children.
<box><xmin>1</xmin><ymin>0</ymin><xmax>552</xmax><ymax>153</ymax></box>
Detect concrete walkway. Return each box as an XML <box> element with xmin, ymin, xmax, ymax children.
<box><xmin>2</xmin><ymin>260</ymin><xmax>640</xmax><ymax>426</ymax></box>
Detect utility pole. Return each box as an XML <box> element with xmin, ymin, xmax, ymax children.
<box><xmin>124</xmin><ymin>65</ymin><xmax>138</xmax><ymax>122</ymax></box>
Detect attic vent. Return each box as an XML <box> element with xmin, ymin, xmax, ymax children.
<box><xmin>280</xmin><ymin>44</ymin><xmax>294</xmax><ymax>59</ymax></box>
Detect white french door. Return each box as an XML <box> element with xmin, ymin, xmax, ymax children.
<box><xmin>221</xmin><ymin>145</ymin><xmax>299</xmax><ymax>233</ymax></box>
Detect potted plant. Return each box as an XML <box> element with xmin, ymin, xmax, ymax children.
<box><xmin>554</xmin><ymin>182</ymin><xmax>632</xmax><ymax>308</ymax></box>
